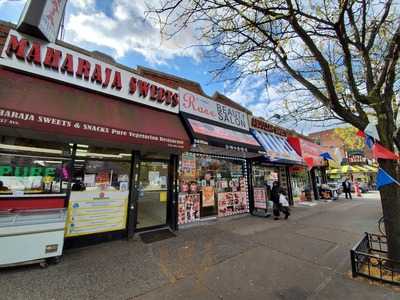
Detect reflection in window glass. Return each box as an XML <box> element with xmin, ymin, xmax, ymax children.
<box><xmin>65</xmin><ymin>160</ymin><xmax>131</xmax><ymax>237</ymax></box>
<box><xmin>179</xmin><ymin>153</ymin><xmax>248</xmax><ymax>221</ymax></box>
<box><xmin>0</xmin><ymin>153</ymin><xmax>71</xmax><ymax>195</ymax></box>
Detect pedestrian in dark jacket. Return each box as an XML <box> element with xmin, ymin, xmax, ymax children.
<box><xmin>271</xmin><ymin>181</ymin><xmax>281</xmax><ymax>220</ymax></box>
<box><xmin>342</xmin><ymin>178</ymin><xmax>352</xmax><ymax>199</ymax></box>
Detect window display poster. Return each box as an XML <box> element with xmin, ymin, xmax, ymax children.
<box><xmin>65</xmin><ymin>190</ymin><xmax>128</xmax><ymax>237</ymax></box>
<box><xmin>181</xmin><ymin>152</ymin><xmax>196</xmax><ymax>179</ymax></box>
<box><xmin>148</xmin><ymin>171</ymin><xmax>160</xmax><ymax>186</ymax></box>
<box><xmin>254</xmin><ymin>187</ymin><xmax>267</xmax><ymax>209</ymax></box>
<box><xmin>178</xmin><ymin>193</ymin><xmax>200</xmax><ymax>224</ymax></box>
<box><xmin>96</xmin><ymin>170</ymin><xmax>110</xmax><ymax>184</ymax></box>
<box><xmin>202</xmin><ymin>186</ymin><xmax>215</xmax><ymax>207</ymax></box>
<box><xmin>84</xmin><ymin>174</ymin><xmax>96</xmax><ymax>187</ymax></box>
<box><xmin>218</xmin><ymin>192</ymin><xmax>248</xmax><ymax>217</ymax></box>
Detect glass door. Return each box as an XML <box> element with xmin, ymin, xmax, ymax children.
<box><xmin>137</xmin><ymin>160</ymin><xmax>169</xmax><ymax>229</ymax></box>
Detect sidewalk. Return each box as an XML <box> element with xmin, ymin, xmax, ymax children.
<box><xmin>0</xmin><ymin>194</ymin><xmax>396</xmax><ymax>300</ymax></box>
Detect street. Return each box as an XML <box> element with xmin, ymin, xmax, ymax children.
<box><xmin>1</xmin><ymin>193</ymin><xmax>398</xmax><ymax>300</ymax></box>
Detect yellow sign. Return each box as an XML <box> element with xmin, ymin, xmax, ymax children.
<box><xmin>65</xmin><ymin>190</ymin><xmax>128</xmax><ymax>237</ymax></box>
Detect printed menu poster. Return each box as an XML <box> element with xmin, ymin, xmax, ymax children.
<box><xmin>254</xmin><ymin>187</ymin><xmax>267</xmax><ymax>209</ymax></box>
<box><xmin>218</xmin><ymin>192</ymin><xmax>248</xmax><ymax>217</ymax></box>
<box><xmin>202</xmin><ymin>186</ymin><xmax>215</xmax><ymax>207</ymax></box>
<box><xmin>65</xmin><ymin>190</ymin><xmax>128</xmax><ymax>237</ymax></box>
<box><xmin>178</xmin><ymin>193</ymin><xmax>200</xmax><ymax>224</ymax></box>
<box><xmin>181</xmin><ymin>153</ymin><xmax>196</xmax><ymax>179</ymax></box>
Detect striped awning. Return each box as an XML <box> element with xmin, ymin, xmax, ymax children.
<box><xmin>251</xmin><ymin>129</ymin><xmax>303</xmax><ymax>164</ymax></box>
<box><xmin>327</xmin><ymin>165</ymin><xmax>378</xmax><ymax>174</ymax></box>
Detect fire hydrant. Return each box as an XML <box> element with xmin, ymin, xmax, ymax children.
<box><xmin>354</xmin><ymin>182</ymin><xmax>362</xmax><ymax>197</ymax></box>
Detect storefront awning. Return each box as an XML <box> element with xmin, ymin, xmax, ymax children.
<box><xmin>251</xmin><ymin>129</ymin><xmax>303</xmax><ymax>164</ymax></box>
<box><xmin>0</xmin><ymin>69</ymin><xmax>190</xmax><ymax>151</ymax></box>
<box><xmin>184</xmin><ymin>118</ymin><xmax>262</xmax><ymax>153</ymax></box>
<box><xmin>287</xmin><ymin>136</ymin><xmax>327</xmax><ymax>167</ymax></box>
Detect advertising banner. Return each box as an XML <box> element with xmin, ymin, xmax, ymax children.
<box><xmin>202</xmin><ymin>186</ymin><xmax>215</xmax><ymax>207</ymax></box>
<box><xmin>180</xmin><ymin>88</ymin><xmax>249</xmax><ymax>130</ymax></box>
<box><xmin>217</xmin><ymin>192</ymin><xmax>248</xmax><ymax>217</ymax></box>
<box><xmin>65</xmin><ymin>190</ymin><xmax>128</xmax><ymax>237</ymax></box>
<box><xmin>178</xmin><ymin>193</ymin><xmax>200</xmax><ymax>224</ymax></box>
<box><xmin>254</xmin><ymin>187</ymin><xmax>267</xmax><ymax>209</ymax></box>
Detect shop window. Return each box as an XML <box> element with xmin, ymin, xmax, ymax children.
<box><xmin>65</xmin><ymin>159</ymin><xmax>131</xmax><ymax>237</ymax></box>
<box><xmin>178</xmin><ymin>153</ymin><xmax>248</xmax><ymax>224</ymax></box>
<box><xmin>74</xmin><ymin>144</ymin><xmax>131</xmax><ymax>160</ymax></box>
<box><xmin>0</xmin><ymin>153</ymin><xmax>71</xmax><ymax>196</ymax></box>
<box><xmin>290</xmin><ymin>167</ymin><xmax>313</xmax><ymax>201</ymax></box>
<box><xmin>0</xmin><ymin>136</ymin><xmax>72</xmax><ymax>157</ymax></box>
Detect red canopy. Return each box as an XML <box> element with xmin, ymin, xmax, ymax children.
<box><xmin>0</xmin><ymin>69</ymin><xmax>190</xmax><ymax>151</ymax></box>
<box><xmin>287</xmin><ymin>136</ymin><xmax>327</xmax><ymax>167</ymax></box>
<box><xmin>372</xmin><ymin>144</ymin><xmax>399</xmax><ymax>160</ymax></box>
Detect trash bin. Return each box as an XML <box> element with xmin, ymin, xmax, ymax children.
<box><xmin>0</xmin><ymin>208</ymin><xmax>66</xmax><ymax>267</ymax></box>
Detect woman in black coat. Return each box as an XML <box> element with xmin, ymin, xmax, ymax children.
<box><xmin>271</xmin><ymin>181</ymin><xmax>281</xmax><ymax>220</ymax></box>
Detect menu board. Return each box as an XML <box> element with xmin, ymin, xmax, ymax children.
<box><xmin>65</xmin><ymin>190</ymin><xmax>128</xmax><ymax>237</ymax></box>
<box><xmin>254</xmin><ymin>187</ymin><xmax>267</xmax><ymax>209</ymax></box>
<box><xmin>217</xmin><ymin>192</ymin><xmax>248</xmax><ymax>217</ymax></box>
<box><xmin>202</xmin><ymin>186</ymin><xmax>215</xmax><ymax>207</ymax></box>
<box><xmin>178</xmin><ymin>193</ymin><xmax>201</xmax><ymax>224</ymax></box>
<box><xmin>181</xmin><ymin>152</ymin><xmax>196</xmax><ymax>179</ymax></box>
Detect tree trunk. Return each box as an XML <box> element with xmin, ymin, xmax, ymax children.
<box><xmin>379</xmin><ymin>159</ymin><xmax>400</xmax><ymax>262</ymax></box>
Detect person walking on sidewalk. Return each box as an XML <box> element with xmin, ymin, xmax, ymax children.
<box><xmin>342</xmin><ymin>178</ymin><xmax>352</xmax><ymax>199</ymax></box>
<box><xmin>271</xmin><ymin>181</ymin><xmax>281</xmax><ymax>220</ymax></box>
<box><xmin>279</xmin><ymin>190</ymin><xmax>290</xmax><ymax>219</ymax></box>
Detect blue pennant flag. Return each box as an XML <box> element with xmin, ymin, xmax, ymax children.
<box><xmin>365</xmin><ymin>135</ymin><xmax>374</xmax><ymax>149</ymax></box>
<box><xmin>320</xmin><ymin>152</ymin><xmax>333</xmax><ymax>160</ymax></box>
<box><xmin>376</xmin><ymin>168</ymin><xmax>399</xmax><ymax>189</ymax></box>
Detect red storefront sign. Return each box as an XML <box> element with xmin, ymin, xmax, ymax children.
<box><xmin>0</xmin><ymin>69</ymin><xmax>190</xmax><ymax>150</ymax></box>
<box><xmin>251</xmin><ymin>117</ymin><xmax>287</xmax><ymax>137</ymax></box>
<box><xmin>1</xmin><ymin>30</ymin><xmax>179</xmax><ymax>113</ymax></box>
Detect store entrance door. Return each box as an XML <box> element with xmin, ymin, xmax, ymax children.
<box><xmin>136</xmin><ymin>160</ymin><xmax>169</xmax><ymax>229</ymax></box>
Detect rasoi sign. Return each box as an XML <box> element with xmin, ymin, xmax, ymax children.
<box><xmin>179</xmin><ymin>88</ymin><xmax>249</xmax><ymax>130</ymax></box>
<box><xmin>0</xmin><ymin>30</ymin><xmax>179</xmax><ymax>113</ymax></box>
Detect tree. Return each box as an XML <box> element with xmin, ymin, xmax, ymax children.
<box><xmin>334</xmin><ymin>127</ymin><xmax>365</xmax><ymax>152</ymax></box>
<box><xmin>151</xmin><ymin>0</ymin><xmax>400</xmax><ymax>260</ymax></box>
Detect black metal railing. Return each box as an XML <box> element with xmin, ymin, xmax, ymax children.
<box><xmin>351</xmin><ymin>232</ymin><xmax>400</xmax><ymax>285</ymax></box>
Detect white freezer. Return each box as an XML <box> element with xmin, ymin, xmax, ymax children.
<box><xmin>0</xmin><ymin>208</ymin><xmax>66</xmax><ymax>266</ymax></box>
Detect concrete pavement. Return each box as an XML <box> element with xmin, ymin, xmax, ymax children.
<box><xmin>0</xmin><ymin>192</ymin><xmax>398</xmax><ymax>299</ymax></box>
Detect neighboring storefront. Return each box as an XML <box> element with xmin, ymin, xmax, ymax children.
<box><xmin>249</xmin><ymin>117</ymin><xmax>304</xmax><ymax>207</ymax></box>
<box><xmin>0</xmin><ymin>25</ymin><xmax>191</xmax><ymax>246</ymax></box>
<box><xmin>288</xmin><ymin>137</ymin><xmax>329</xmax><ymax>201</ymax></box>
<box><xmin>177</xmin><ymin>88</ymin><xmax>263</xmax><ymax>225</ymax></box>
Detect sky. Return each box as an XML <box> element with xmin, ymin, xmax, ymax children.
<box><xmin>0</xmin><ymin>0</ymin><xmax>322</xmax><ymax>134</ymax></box>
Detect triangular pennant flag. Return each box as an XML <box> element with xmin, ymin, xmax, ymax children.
<box><xmin>365</xmin><ymin>135</ymin><xmax>374</xmax><ymax>149</ymax></box>
<box><xmin>320</xmin><ymin>152</ymin><xmax>333</xmax><ymax>160</ymax></box>
<box><xmin>376</xmin><ymin>168</ymin><xmax>400</xmax><ymax>189</ymax></box>
<box><xmin>356</xmin><ymin>130</ymin><xmax>366</xmax><ymax>138</ymax></box>
<box><xmin>364</xmin><ymin>123</ymin><xmax>380</xmax><ymax>141</ymax></box>
<box><xmin>304</xmin><ymin>157</ymin><xmax>314</xmax><ymax>170</ymax></box>
<box><xmin>372</xmin><ymin>144</ymin><xmax>399</xmax><ymax>160</ymax></box>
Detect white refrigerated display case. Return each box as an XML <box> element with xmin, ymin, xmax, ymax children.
<box><xmin>0</xmin><ymin>208</ymin><xmax>67</xmax><ymax>267</ymax></box>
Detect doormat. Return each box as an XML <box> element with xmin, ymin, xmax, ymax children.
<box><xmin>140</xmin><ymin>229</ymin><xmax>176</xmax><ymax>244</ymax></box>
